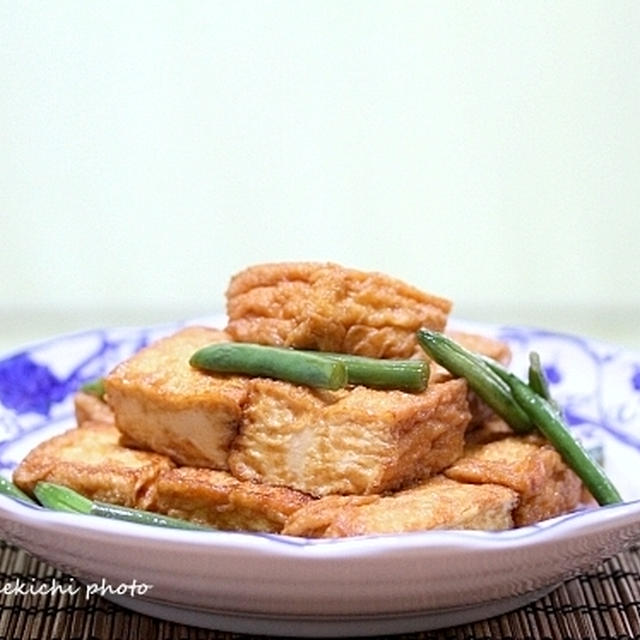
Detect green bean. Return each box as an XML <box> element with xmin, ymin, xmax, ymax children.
<box><xmin>190</xmin><ymin>343</ymin><xmax>348</xmax><ymax>390</ymax></box>
<box><xmin>34</xmin><ymin>482</ymin><xmax>92</xmax><ymax>513</ymax></box>
<box><xmin>34</xmin><ymin>482</ymin><xmax>210</xmax><ymax>530</ymax></box>
<box><xmin>321</xmin><ymin>352</ymin><xmax>430</xmax><ymax>391</ymax></box>
<box><xmin>0</xmin><ymin>476</ymin><xmax>37</xmax><ymax>505</ymax></box>
<box><xmin>503</xmin><ymin>372</ymin><xmax>622</xmax><ymax>506</ymax></box>
<box><xmin>91</xmin><ymin>502</ymin><xmax>210</xmax><ymax>530</ymax></box>
<box><xmin>416</xmin><ymin>329</ymin><xmax>533</xmax><ymax>433</ymax></box>
<box><xmin>80</xmin><ymin>377</ymin><xmax>106</xmax><ymax>399</ymax></box>
<box><xmin>484</xmin><ymin>351</ymin><xmax>563</xmax><ymax>416</ymax></box>
<box><xmin>417</xmin><ymin>331</ymin><xmax>621</xmax><ymax>505</ymax></box>
<box><xmin>527</xmin><ymin>352</ymin><xmax>551</xmax><ymax>400</ymax></box>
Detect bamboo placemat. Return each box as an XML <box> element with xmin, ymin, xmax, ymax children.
<box><xmin>0</xmin><ymin>539</ymin><xmax>638</xmax><ymax>640</ymax></box>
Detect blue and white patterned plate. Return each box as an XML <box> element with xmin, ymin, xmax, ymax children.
<box><xmin>0</xmin><ymin>317</ymin><xmax>639</xmax><ymax>637</ymax></box>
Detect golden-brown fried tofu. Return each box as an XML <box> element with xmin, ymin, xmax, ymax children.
<box><xmin>155</xmin><ymin>467</ymin><xmax>312</xmax><ymax>533</ymax></box>
<box><xmin>13</xmin><ymin>422</ymin><xmax>312</xmax><ymax>533</ymax></box>
<box><xmin>225</xmin><ymin>262</ymin><xmax>452</xmax><ymax>358</ymax></box>
<box><xmin>13</xmin><ymin>422</ymin><xmax>174</xmax><ymax>508</ymax></box>
<box><xmin>465</xmin><ymin>416</ymin><xmax>516</xmax><ymax>444</ymax></box>
<box><xmin>448</xmin><ymin>331</ymin><xmax>511</xmax><ymax>365</ymax></box>
<box><xmin>444</xmin><ymin>432</ymin><xmax>583</xmax><ymax>526</ymax></box>
<box><xmin>105</xmin><ymin>327</ymin><xmax>248</xmax><ymax>469</ymax></box>
<box><xmin>229</xmin><ymin>378</ymin><xmax>471</xmax><ymax>497</ymax></box>
<box><xmin>282</xmin><ymin>476</ymin><xmax>517</xmax><ymax>537</ymax></box>
<box><xmin>74</xmin><ymin>391</ymin><xmax>114</xmax><ymax>426</ymax></box>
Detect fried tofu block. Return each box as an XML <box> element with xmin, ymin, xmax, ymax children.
<box><xmin>155</xmin><ymin>467</ymin><xmax>312</xmax><ymax>533</ymax></box>
<box><xmin>105</xmin><ymin>327</ymin><xmax>248</xmax><ymax>469</ymax></box>
<box><xmin>282</xmin><ymin>476</ymin><xmax>517</xmax><ymax>537</ymax></box>
<box><xmin>448</xmin><ymin>331</ymin><xmax>511</xmax><ymax>365</ymax></box>
<box><xmin>444</xmin><ymin>431</ymin><xmax>583</xmax><ymax>526</ymax></box>
<box><xmin>13</xmin><ymin>422</ymin><xmax>312</xmax><ymax>533</ymax></box>
<box><xmin>13</xmin><ymin>422</ymin><xmax>174</xmax><ymax>509</ymax></box>
<box><xmin>74</xmin><ymin>391</ymin><xmax>114</xmax><ymax>426</ymax></box>
<box><xmin>465</xmin><ymin>416</ymin><xmax>516</xmax><ymax>444</ymax></box>
<box><xmin>226</xmin><ymin>262</ymin><xmax>452</xmax><ymax>358</ymax></box>
<box><xmin>229</xmin><ymin>378</ymin><xmax>471</xmax><ymax>497</ymax></box>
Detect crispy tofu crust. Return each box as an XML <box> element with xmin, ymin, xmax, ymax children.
<box><xmin>282</xmin><ymin>476</ymin><xmax>517</xmax><ymax>537</ymax></box>
<box><xmin>105</xmin><ymin>327</ymin><xmax>248</xmax><ymax>469</ymax></box>
<box><xmin>225</xmin><ymin>262</ymin><xmax>452</xmax><ymax>358</ymax></box>
<box><xmin>13</xmin><ymin>422</ymin><xmax>174</xmax><ymax>509</ymax></box>
<box><xmin>444</xmin><ymin>430</ymin><xmax>584</xmax><ymax>526</ymax></box>
<box><xmin>155</xmin><ymin>467</ymin><xmax>312</xmax><ymax>533</ymax></box>
<box><xmin>13</xmin><ymin>422</ymin><xmax>312</xmax><ymax>533</ymax></box>
<box><xmin>74</xmin><ymin>391</ymin><xmax>114</xmax><ymax>426</ymax></box>
<box><xmin>229</xmin><ymin>378</ymin><xmax>471</xmax><ymax>497</ymax></box>
<box><xmin>447</xmin><ymin>331</ymin><xmax>512</xmax><ymax>365</ymax></box>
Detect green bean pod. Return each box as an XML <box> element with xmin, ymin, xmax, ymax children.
<box><xmin>527</xmin><ymin>352</ymin><xmax>551</xmax><ymax>400</ymax></box>
<box><xmin>34</xmin><ymin>482</ymin><xmax>92</xmax><ymax>513</ymax></box>
<box><xmin>91</xmin><ymin>501</ymin><xmax>210</xmax><ymax>530</ymax></box>
<box><xmin>503</xmin><ymin>372</ymin><xmax>622</xmax><ymax>506</ymax></box>
<box><xmin>322</xmin><ymin>352</ymin><xmax>430</xmax><ymax>391</ymax></box>
<box><xmin>34</xmin><ymin>482</ymin><xmax>210</xmax><ymax>530</ymax></box>
<box><xmin>484</xmin><ymin>350</ymin><xmax>563</xmax><ymax>416</ymax></box>
<box><xmin>416</xmin><ymin>329</ymin><xmax>533</xmax><ymax>433</ymax></box>
<box><xmin>0</xmin><ymin>476</ymin><xmax>37</xmax><ymax>505</ymax></box>
<box><xmin>190</xmin><ymin>343</ymin><xmax>348</xmax><ymax>390</ymax></box>
<box><xmin>81</xmin><ymin>377</ymin><xmax>106</xmax><ymax>399</ymax></box>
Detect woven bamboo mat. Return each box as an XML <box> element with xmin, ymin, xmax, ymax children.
<box><xmin>0</xmin><ymin>540</ymin><xmax>638</xmax><ymax>640</ymax></box>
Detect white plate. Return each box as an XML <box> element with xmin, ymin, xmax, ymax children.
<box><xmin>1</xmin><ymin>317</ymin><xmax>639</xmax><ymax>637</ymax></box>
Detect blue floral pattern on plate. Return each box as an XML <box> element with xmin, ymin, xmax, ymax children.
<box><xmin>0</xmin><ymin>353</ymin><xmax>70</xmax><ymax>415</ymax></box>
<box><xmin>0</xmin><ymin>322</ymin><xmax>181</xmax><ymax>471</ymax></box>
<box><xmin>491</xmin><ymin>324</ymin><xmax>640</xmax><ymax>451</ymax></box>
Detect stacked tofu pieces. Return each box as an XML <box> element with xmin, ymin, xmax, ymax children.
<box><xmin>13</xmin><ymin>263</ymin><xmax>584</xmax><ymax>536</ymax></box>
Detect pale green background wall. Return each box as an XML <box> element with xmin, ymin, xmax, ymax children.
<box><xmin>2</xmin><ymin>2</ymin><xmax>639</xmax><ymax>348</ymax></box>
